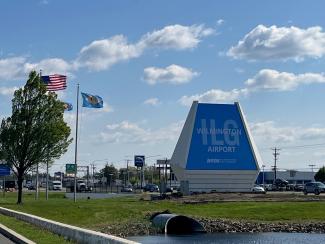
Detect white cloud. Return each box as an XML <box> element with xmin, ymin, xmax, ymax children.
<box><xmin>144</xmin><ymin>64</ymin><xmax>199</xmax><ymax>85</ymax></box>
<box><xmin>227</xmin><ymin>25</ymin><xmax>325</xmax><ymax>61</ymax></box>
<box><xmin>1</xmin><ymin>24</ymin><xmax>214</xmax><ymax>79</ymax></box>
<box><xmin>143</xmin><ymin>98</ymin><xmax>160</xmax><ymax>106</ymax></box>
<box><xmin>89</xmin><ymin>102</ymin><xmax>114</xmax><ymax>113</ymax></box>
<box><xmin>28</xmin><ymin>58</ymin><xmax>73</xmax><ymax>76</ymax></box>
<box><xmin>0</xmin><ymin>57</ymin><xmax>28</xmax><ymax>80</ymax></box>
<box><xmin>77</xmin><ymin>24</ymin><xmax>214</xmax><ymax>71</ymax></box>
<box><xmin>0</xmin><ymin>57</ymin><xmax>73</xmax><ymax>81</ymax></box>
<box><xmin>250</xmin><ymin>121</ymin><xmax>325</xmax><ymax>144</ymax></box>
<box><xmin>139</xmin><ymin>24</ymin><xmax>214</xmax><ymax>50</ymax></box>
<box><xmin>0</xmin><ymin>86</ymin><xmax>19</xmax><ymax>96</ymax></box>
<box><xmin>245</xmin><ymin>69</ymin><xmax>325</xmax><ymax>91</ymax></box>
<box><xmin>217</xmin><ymin>19</ymin><xmax>224</xmax><ymax>26</ymax></box>
<box><xmin>100</xmin><ymin>120</ymin><xmax>184</xmax><ymax>144</ymax></box>
<box><xmin>75</xmin><ymin>35</ymin><xmax>142</xmax><ymax>71</ymax></box>
<box><xmin>179</xmin><ymin>88</ymin><xmax>248</xmax><ymax>106</ymax></box>
<box><xmin>179</xmin><ymin>69</ymin><xmax>325</xmax><ymax>106</ymax></box>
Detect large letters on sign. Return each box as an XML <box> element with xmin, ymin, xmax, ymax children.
<box><xmin>186</xmin><ymin>103</ymin><xmax>257</xmax><ymax>170</ymax></box>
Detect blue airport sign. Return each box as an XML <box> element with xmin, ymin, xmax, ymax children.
<box><xmin>0</xmin><ymin>165</ymin><xmax>11</xmax><ymax>176</ymax></box>
<box><xmin>134</xmin><ymin>155</ymin><xmax>145</xmax><ymax>167</ymax></box>
<box><xmin>186</xmin><ymin>103</ymin><xmax>257</xmax><ymax>170</ymax></box>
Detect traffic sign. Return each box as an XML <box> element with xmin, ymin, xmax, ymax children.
<box><xmin>134</xmin><ymin>155</ymin><xmax>145</xmax><ymax>167</ymax></box>
<box><xmin>0</xmin><ymin>165</ymin><xmax>10</xmax><ymax>176</ymax></box>
<box><xmin>66</xmin><ymin>164</ymin><xmax>76</xmax><ymax>174</ymax></box>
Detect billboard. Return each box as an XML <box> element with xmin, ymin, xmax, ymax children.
<box><xmin>134</xmin><ymin>155</ymin><xmax>145</xmax><ymax>167</ymax></box>
<box><xmin>186</xmin><ymin>103</ymin><xmax>257</xmax><ymax>170</ymax></box>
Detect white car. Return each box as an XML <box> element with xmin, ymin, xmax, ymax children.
<box><xmin>252</xmin><ymin>185</ymin><xmax>266</xmax><ymax>194</ymax></box>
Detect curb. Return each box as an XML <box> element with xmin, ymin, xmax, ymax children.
<box><xmin>0</xmin><ymin>207</ymin><xmax>138</xmax><ymax>244</ymax></box>
<box><xmin>0</xmin><ymin>223</ymin><xmax>36</xmax><ymax>244</ymax></box>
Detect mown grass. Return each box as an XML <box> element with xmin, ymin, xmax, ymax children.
<box><xmin>0</xmin><ymin>214</ymin><xmax>73</xmax><ymax>243</ymax></box>
<box><xmin>1</xmin><ymin>191</ymin><xmax>325</xmax><ymax>231</ymax></box>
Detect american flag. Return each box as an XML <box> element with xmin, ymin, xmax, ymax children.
<box><xmin>41</xmin><ymin>74</ymin><xmax>67</xmax><ymax>91</ymax></box>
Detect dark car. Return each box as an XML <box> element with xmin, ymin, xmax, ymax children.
<box><xmin>143</xmin><ymin>184</ymin><xmax>159</xmax><ymax>192</ymax></box>
<box><xmin>28</xmin><ymin>184</ymin><xmax>36</xmax><ymax>190</ymax></box>
<box><xmin>272</xmin><ymin>178</ymin><xmax>289</xmax><ymax>191</ymax></box>
<box><xmin>274</xmin><ymin>178</ymin><xmax>289</xmax><ymax>187</ymax></box>
<box><xmin>121</xmin><ymin>186</ymin><xmax>133</xmax><ymax>192</ymax></box>
<box><xmin>303</xmin><ymin>182</ymin><xmax>325</xmax><ymax>195</ymax></box>
<box><xmin>294</xmin><ymin>184</ymin><xmax>304</xmax><ymax>192</ymax></box>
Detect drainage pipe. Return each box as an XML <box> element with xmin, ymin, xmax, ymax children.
<box><xmin>152</xmin><ymin>214</ymin><xmax>206</xmax><ymax>234</ymax></box>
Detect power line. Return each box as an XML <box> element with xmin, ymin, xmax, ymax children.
<box><xmin>308</xmin><ymin>164</ymin><xmax>316</xmax><ymax>172</ymax></box>
<box><xmin>260</xmin><ymin>142</ymin><xmax>325</xmax><ymax>151</ymax></box>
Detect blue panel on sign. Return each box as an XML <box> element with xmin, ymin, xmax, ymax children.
<box><xmin>186</xmin><ymin>103</ymin><xmax>257</xmax><ymax>170</ymax></box>
<box><xmin>0</xmin><ymin>165</ymin><xmax>11</xmax><ymax>176</ymax></box>
<box><xmin>134</xmin><ymin>155</ymin><xmax>145</xmax><ymax>167</ymax></box>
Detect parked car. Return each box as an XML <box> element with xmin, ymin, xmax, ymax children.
<box><xmin>274</xmin><ymin>178</ymin><xmax>289</xmax><ymax>187</ymax></box>
<box><xmin>287</xmin><ymin>184</ymin><xmax>295</xmax><ymax>191</ymax></box>
<box><xmin>121</xmin><ymin>186</ymin><xmax>133</xmax><ymax>192</ymax></box>
<box><xmin>252</xmin><ymin>185</ymin><xmax>266</xmax><ymax>194</ymax></box>
<box><xmin>28</xmin><ymin>184</ymin><xmax>36</xmax><ymax>190</ymax></box>
<box><xmin>166</xmin><ymin>187</ymin><xmax>175</xmax><ymax>193</ymax></box>
<box><xmin>143</xmin><ymin>184</ymin><xmax>159</xmax><ymax>192</ymax></box>
<box><xmin>303</xmin><ymin>182</ymin><xmax>325</xmax><ymax>195</ymax></box>
<box><xmin>272</xmin><ymin>178</ymin><xmax>289</xmax><ymax>191</ymax></box>
<box><xmin>265</xmin><ymin>184</ymin><xmax>273</xmax><ymax>191</ymax></box>
<box><xmin>294</xmin><ymin>184</ymin><xmax>304</xmax><ymax>192</ymax></box>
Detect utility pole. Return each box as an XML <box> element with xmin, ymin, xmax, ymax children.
<box><xmin>309</xmin><ymin>164</ymin><xmax>316</xmax><ymax>172</ymax></box>
<box><xmin>91</xmin><ymin>164</ymin><xmax>96</xmax><ymax>186</ymax></box>
<box><xmin>272</xmin><ymin>147</ymin><xmax>280</xmax><ymax>183</ymax></box>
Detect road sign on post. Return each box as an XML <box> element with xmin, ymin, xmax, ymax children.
<box><xmin>0</xmin><ymin>165</ymin><xmax>10</xmax><ymax>176</ymax></box>
<box><xmin>134</xmin><ymin>155</ymin><xmax>145</xmax><ymax>167</ymax></box>
<box><xmin>66</xmin><ymin>164</ymin><xmax>76</xmax><ymax>174</ymax></box>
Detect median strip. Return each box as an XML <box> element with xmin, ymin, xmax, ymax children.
<box><xmin>0</xmin><ymin>207</ymin><xmax>139</xmax><ymax>244</ymax></box>
<box><xmin>0</xmin><ymin>223</ymin><xmax>36</xmax><ymax>244</ymax></box>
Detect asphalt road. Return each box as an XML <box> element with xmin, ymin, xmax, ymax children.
<box><xmin>0</xmin><ymin>234</ymin><xmax>15</xmax><ymax>244</ymax></box>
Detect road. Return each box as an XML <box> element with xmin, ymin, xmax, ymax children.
<box><xmin>0</xmin><ymin>233</ymin><xmax>15</xmax><ymax>244</ymax></box>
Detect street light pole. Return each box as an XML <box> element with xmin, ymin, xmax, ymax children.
<box><xmin>109</xmin><ymin>173</ymin><xmax>113</xmax><ymax>193</ymax></box>
<box><xmin>91</xmin><ymin>159</ymin><xmax>109</xmax><ymax>190</ymax></box>
<box><xmin>262</xmin><ymin>165</ymin><xmax>265</xmax><ymax>188</ymax></box>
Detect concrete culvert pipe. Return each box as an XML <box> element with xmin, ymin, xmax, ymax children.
<box><xmin>152</xmin><ymin>214</ymin><xmax>206</xmax><ymax>234</ymax></box>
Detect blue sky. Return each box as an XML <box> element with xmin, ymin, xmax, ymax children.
<box><xmin>1</xmin><ymin>0</ymin><xmax>325</xmax><ymax>174</ymax></box>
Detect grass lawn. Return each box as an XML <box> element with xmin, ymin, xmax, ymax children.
<box><xmin>0</xmin><ymin>214</ymin><xmax>73</xmax><ymax>243</ymax></box>
<box><xmin>1</xmin><ymin>191</ymin><xmax>325</xmax><ymax>233</ymax></box>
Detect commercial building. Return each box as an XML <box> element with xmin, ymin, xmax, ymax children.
<box><xmin>256</xmin><ymin>170</ymin><xmax>315</xmax><ymax>185</ymax></box>
<box><xmin>170</xmin><ymin>101</ymin><xmax>262</xmax><ymax>193</ymax></box>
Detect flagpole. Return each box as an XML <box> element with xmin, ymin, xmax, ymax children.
<box><xmin>40</xmin><ymin>69</ymin><xmax>50</xmax><ymax>201</ymax></box>
<box><xmin>74</xmin><ymin>83</ymin><xmax>79</xmax><ymax>203</ymax></box>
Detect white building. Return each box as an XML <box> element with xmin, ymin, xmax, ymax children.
<box><xmin>170</xmin><ymin>101</ymin><xmax>262</xmax><ymax>193</ymax></box>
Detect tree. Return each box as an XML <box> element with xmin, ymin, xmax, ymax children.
<box><xmin>314</xmin><ymin>167</ymin><xmax>325</xmax><ymax>182</ymax></box>
<box><xmin>0</xmin><ymin>71</ymin><xmax>72</xmax><ymax>204</ymax></box>
<box><xmin>100</xmin><ymin>163</ymin><xmax>118</xmax><ymax>185</ymax></box>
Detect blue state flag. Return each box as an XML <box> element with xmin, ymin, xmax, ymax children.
<box><xmin>81</xmin><ymin>92</ymin><xmax>103</xmax><ymax>108</ymax></box>
<box><xmin>63</xmin><ymin>102</ymin><xmax>73</xmax><ymax>111</ymax></box>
